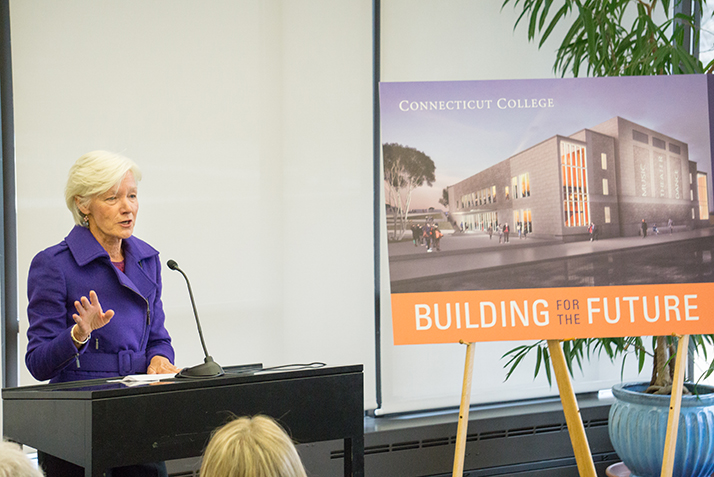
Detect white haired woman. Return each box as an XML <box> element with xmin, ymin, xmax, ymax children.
<box><xmin>0</xmin><ymin>441</ymin><xmax>44</xmax><ymax>477</ymax></box>
<box><xmin>200</xmin><ymin>415</ymin><xmax>308</xmax><ymax>477</ymax></box>
<box><xmin>25</xmin><ymin>151</ymin><xmax>180</xmax><ymax>477</ymax></box>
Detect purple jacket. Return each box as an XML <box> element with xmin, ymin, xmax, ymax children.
<box><xmin>26</xmin><ymin>226</ymin><xmax>175</xmax><ymax>383</ymax></box>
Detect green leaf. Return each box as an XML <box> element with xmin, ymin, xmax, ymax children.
<box><xmin>503</xmin><ymin>0</ymin><xmax>704</xmax><ymax>77</ymax></box>
<box><xmin>538</xmin><ymin>0</ymin><xmax>554</xmax><ymax>31</ymax></box>
<box><xmin>539</xmin><ymin>3</ymin><xmax>572</xmax><ymax>47</ymax></box>
<box><xmin>528</xmin><ymin>0</ymin><xmax>544</xmax><ymax>39</ymax></box>
<box><xmin>543</xmin><ymin>346</ymin><xmax>552</xmax><ymax>385</ymax></box>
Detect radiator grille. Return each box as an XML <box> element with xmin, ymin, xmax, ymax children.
<box><xmin>330</xmin><ymin>416</ymin><xmax>605</xmax><ymax>460</ymax></box>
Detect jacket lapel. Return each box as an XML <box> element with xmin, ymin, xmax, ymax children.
<box><xmin>65</xmin><ymin>226</ymin><xmax>158</xmax><ymax>298</ymax></box>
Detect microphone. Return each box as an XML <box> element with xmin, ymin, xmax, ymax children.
<box><xmin>167</xmin><ymin>259</ymin><xmax>224</xmax><ymax>378</ymax></box>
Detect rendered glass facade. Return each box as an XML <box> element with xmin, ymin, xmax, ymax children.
<box><xmin>447</xmin><ymin>117</ymin><xmax>709</xmax><ymax>242</ymax></box>
<box><xmin>561</xmin><ymin>141</ymin><xmax>590</xmax><ymax>227</ymax></box>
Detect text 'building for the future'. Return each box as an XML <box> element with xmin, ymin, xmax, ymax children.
<box><xmin>447</xmin><ymin>117</ymin><xmax>710</xmax><ymax>242</ymax></box>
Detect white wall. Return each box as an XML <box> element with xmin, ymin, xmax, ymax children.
<box><xmin>10</xmin><ymin>0</ymin><xmax>377</xmax><ymax>408</ymax></box>
<box><xmin>8</xmin><ymin>0</ymin><xmax>649</xmax><ymax>419</ymax></box>
<box><xmin>381</xmin><ymin>0</ymin><xmax>564</xmax><ymax>82</ymax></box>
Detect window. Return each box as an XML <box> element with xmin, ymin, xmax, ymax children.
<box><xmin>692</xmin><ymin>208</ymin><xmax>696</xmax><ymax>219</ymax></box>
<box><xmin>505</xmin><ymin>186</ymin><xmax>510</xmax><ymax>200</ymax></box>
<box><xmin>523</xmin><ymin>209</ymin><xmax>532</xmax><ymax>233</ymax></box>
<box><xmin>691</xmin><ymin>189</ymin><xmax>694</xmax><ymax>201</ymax></box>
<box><xmin>602</xmin><ymin>178</ymin><xmax>609</xmax><ymax>195</ymax></box>
<box><xmin>633</xmin><ymin>129</ymin><xmax>649</xmax><ymax>144</ymax></box>
<box><xmin>669</xmin><ymin>143</ymin><xmax>681</xmax><ymax>155</ymax></box>
<box><xmin>519</xmin><ymin>173</ymin><xmax>530</xmax><ymax>197</ymax></box>
<box><xmin>601</xmin><ymin>153</ymin><xmax>607</xmax><ymax>170</ymax></box>
<box><xmin>510</xmin><ymin>174</ymin><xmax>531</xmax><ymax>199</ymax></box>
<box><xmin>460</xmin><ymin>195</ymin><xmax>470</xmax><ymax>209</ymax></box>
<box><xmin>492</xmin><ymin>186</ymin><xmax>497</xmax><ymax>203</ymax></box>
<box><xmin>698</xmin><ymin>173</ymin><xmax>709</xmax><ymax>221</ymax></box>
<box><xmin>513</xmin><ymin>209</ymin><xmax>532</xmax><ymax>233</ymax></box>
<box><xmin>653</xmin><ymin>137</ymin><xmax>666</xmax><ymax>149</ymax></box>
<box><xmin>561</xmin><ymin>141</ymin><xmax>590</xmax><ymax>227</ymax></box>
<box><xmin>604</xmin><ymin>206</ymin><xmax>611</xmax><ymax>224</ymax></box>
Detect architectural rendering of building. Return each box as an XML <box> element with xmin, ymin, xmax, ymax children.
<box><xmin>447</xmin><ymin>117</ymin><xmax>710</xmax><ymax>241</ymax></box>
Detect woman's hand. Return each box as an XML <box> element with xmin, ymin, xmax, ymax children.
<box><xmin>72</xmin><ymin>290</ymin><xmax>114</xmax><ymax>348</ymax></box>
<box><xmin>147</xmin><ymin>355</ymin><xmax>181</xmax><ymax>375</ymax></box>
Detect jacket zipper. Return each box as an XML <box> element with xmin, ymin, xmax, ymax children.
<box><xmin>120</xmin><ymin>282</ymin><xmax>151</xmax><ymax>349</ymax></box>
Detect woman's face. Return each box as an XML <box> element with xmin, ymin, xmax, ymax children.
<box><xmin>81</xmin><ymin>172</ymin><xmax>139</xmax><ymax>246</ymax></box>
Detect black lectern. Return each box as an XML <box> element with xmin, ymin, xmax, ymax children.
<box><xmin>3</xmin><ymin>365</ymin><xmax>364</xmax><ymax>477</ymax></box>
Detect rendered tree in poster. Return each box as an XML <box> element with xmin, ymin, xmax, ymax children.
<box><xmin>383</xmin><ymin>143</ymin><xmax>436</xmax><ymax>240</ymax></box>
<box><xmin>439</xmin><ymin>188</ymin><xmax>449</xmax><ymax>208</ymax></box>
<box><xmin>501</xmin><ymin>0</ymin><xmax>714</xmax><ymax>393</ymax></box>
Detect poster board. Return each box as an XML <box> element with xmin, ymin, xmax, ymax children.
<box><xmin>380</xmin><ymin>75</ymin><xmax>714</xmax><ymax>349</ymax></box>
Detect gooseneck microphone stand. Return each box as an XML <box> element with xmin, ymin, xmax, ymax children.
<box><xmin>167</xmin><ymin>259</ymin><xmax>224</xmax><ymax>378</ymax></box>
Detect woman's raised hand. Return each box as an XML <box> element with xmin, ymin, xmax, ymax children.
<box><xmin>72</xmin><ymin>290</ymin><xmax>115</xmax><ymax>346</ymax></box>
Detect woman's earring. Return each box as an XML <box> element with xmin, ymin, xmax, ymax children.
<box><xmin>82</xmin><ymin>214</ymin><xmax>89</xmax><ymax>227</ymax></box>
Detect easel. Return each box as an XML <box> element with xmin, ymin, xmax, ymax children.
<box><xmin>661</xmin><ymin>334</ymin><xmax>689</xmax><ymax>477</ymax></box>
<box><xmin>452</xmin><ymin>341</ymin><xmax>475</xmax><ymax>477</ymax></box>
<box><xmin>451</xmin><ymin>337</ymin><xmax>690</xmax><ymax>477</ymax></box>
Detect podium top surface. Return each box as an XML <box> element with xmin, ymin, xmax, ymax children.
<box><xmin>2</xmin><ymin>364</ymin><xmax>363</xmax><ymax>400</ymax></box>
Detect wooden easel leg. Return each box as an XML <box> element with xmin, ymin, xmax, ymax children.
<box><xmin>660</xmin><ymin>334</ymin><xmax>689</xmax><ymax>477</ymax></box>
<box><xmin>452</xmin><ymin>341</ymin><xmax>475</xmax><ymax>477</ymax></box>
<box><xmin>547</xmin><ymin>340</ymin><xmax>597</xmax><ymax>477</ymax></box>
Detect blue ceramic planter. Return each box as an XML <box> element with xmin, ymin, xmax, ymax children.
<box><xmin>609</xmin><ymin>382</ymin><xmax>714</xmax><ymax>477</ymax></box>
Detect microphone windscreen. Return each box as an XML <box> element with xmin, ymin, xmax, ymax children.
<box><xmin>167</xmin><ymin>259</ymin><xmax>179</xmax><ymax>270</ymax></box>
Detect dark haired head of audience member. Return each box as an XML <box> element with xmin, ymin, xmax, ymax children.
<box><xmin>200</xmin><ymin>415</ymin><xmax>307</xmax><ymax>477</ymax></box>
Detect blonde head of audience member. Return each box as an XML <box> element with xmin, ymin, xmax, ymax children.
<box><xmin>200</xmin><ymin>415</ymin><xmax>307</xmax><ymax>477</ymax></box>
<box><xmin>0</xmin><ymin>441</ymin><xmax>44</xmax><ymax>477</ymax></box>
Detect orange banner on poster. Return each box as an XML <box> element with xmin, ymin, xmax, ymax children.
<box><xmin>391</xmin><ymin>283</ymin><xmax>714</xmax><ymax>345</ymax></box>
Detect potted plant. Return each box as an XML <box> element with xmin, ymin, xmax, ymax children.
<box><xmin>499</xmin><ymin>1</ymin><xmax>714</xmax><ymax>475</ymax></box>
<box><xmin>503</xmin><ymin>336</ymin><xmax>714</xmax><ymax>476</ymax></box>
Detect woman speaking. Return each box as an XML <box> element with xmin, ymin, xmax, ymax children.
<box><xmin>25</xmin><ymin>150</ymin><xmax>180</xmax><ymax>476</ymax></box>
